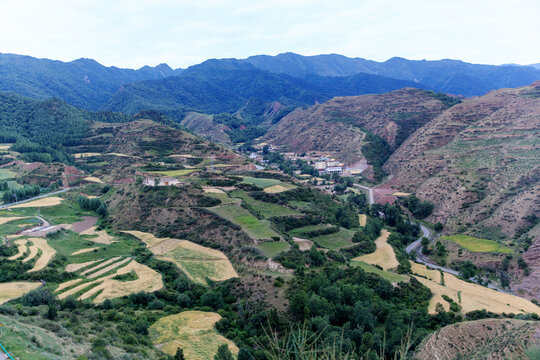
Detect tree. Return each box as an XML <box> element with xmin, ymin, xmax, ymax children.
<box><xmin>174</xmin><ymin>347</ymin><xmax>186</xmax><ymax>360</ymax></box>
<box><xmin>237</xmin><ymin>348</ymin><xmax>254</xmax><ymax>360</ymax></box>
<box><xmin>47</xmin><ymin>303</ymin><xmax>57</xmax><ymax>320</ymax></box>
<box><xmin>214</xmin><ymin>344</ymin><xmax>234</xmax><ymax>360</ymax></box>
<box><xmin>434</xmin><ymin>222</ymin><xmax>444</xmax><ymax>232</ymax></box>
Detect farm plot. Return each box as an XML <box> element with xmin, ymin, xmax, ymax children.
<box><xmin>123</xmin><ymin>231</ymin><xmax>238</xmax><ymax>285</ymax></box>
<box><xmin>312</xmin><ymin>228</ymin><xmax>355</xmax><ymax>250</ymax></box>
<box><xmin>293</xmin><ymin>237</ymin><xmax>314</xmax><ymax>251</ymax></box>
<box><xmin>56</xmin><ymin>258</ymin><xmax>163</xmax><ymax>303</ymax></box>
<box><xmin>27</xmin><ymin>238</ymin><xmax>56</xmax><ymax>273</ymax></box>
<box><xmin>0</xmin><ymin>216</ymin><xmax>27</xmax><ymax>225</ymax></box>
<box><xmin>257</xmin><ymin>241</ymin><xmax>290</xmax><ymax>258</ymax></box>
<box><xmin>149</xmin><ymin>311</ymin><xmax>239</xmax><ymax>360</ymax></box>
<box><xmin>242</xmin><ymin>176</ymin><xmax>296</xmax><ymax>192</ymax></box>
<box><xmin>442</xmin><ymin>235</ymin><xmax>513</xmax><ymax>253</ymax></box>
<box><xmin>8</xmin><ymin>239</ymin><xmax>28</xmax><ymax>260</ymax></box>
<box><xmin>230</xmin><ymin>190</ymin><xmax>300</xmax><ymax>218</ymax></box>
<box><xmin>358</xmin><ymin>214</ymin><xmax>367</xmax><ymax>227</ymax></box>
<box><xmin>411</xmin><ymin>262</ymin><xmax>540</xmax><ymax>315</ymax></box>
<box><xmin>209</xmin><ymin>204</ymin><xmax>279</xmax><ymax>240</ymax></box>
<box><xmin>0</xmin><ymin>282</ymin><xmax>41</xmax><ymax>305</ymax></box>
<box><xmin>0</xmin><ymin>169</ymin><xmax>16</xmax><ymax>180</ymax></box>
<box><xmin>351</xmin><ymin>261</ymin><xmax>408</xmax><ymax>283</ymax></box>
<box><xmin>353</xmin><ymin>230</ymin><xmax>399</xmax><ymax>270</ymax></box>
<box><xmin>8</xmin><ymin>196</ymin><xmax>63</xmax><ymax>209</ymax></box>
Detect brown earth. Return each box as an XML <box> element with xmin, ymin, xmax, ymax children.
<box><xmin>415</xmin><ymin>319</ymin><xmax>540</xmax><ymax>360</ymax></box>
<box><xmin>263</xmin><ymin>88</ymin><xmax>449</xmax><ymax>164</ymax></box>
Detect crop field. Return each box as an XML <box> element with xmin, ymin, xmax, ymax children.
<box><xmin>230</xmin><ymin>190</ymin><xmax>300</xmax><ymax>218</ymax></box>
<box><xmin>289</xmin><ymin>224</ymin><xmax>334</xmax><ymax>237</ymax></box>
<box><xmin>204</xmin><ymin>192</ymin><xmax>240</xmax><ymax>205</ymax></box>
<box><xmin>149</xmin><ymin>311</ymin><xmax>239</xmax><ymax>360</ymax></box>
<box><xmin>0</xmin><ymin>144</ymin><xmax>12</xmax><ymax>150</ymax></box>
<box><xmin>0</xmin><ymin>169</ymin><xmax>16</xmax><ymax>180</ymax></box>
<box><xmin>442</xmin><ymin>235</ymin><xmax>513</xmax><ymax>253</ymax></box>
<box><xmin>293</xmin><ymin>237</ymin><xmax>314</xmax><ymax>251</ymax></box>
<box><xmin>0</xmin><ymin>282</ymin><xmax>41</xmax><ymax>305</ymax></box>
<box><xmin>8</xmin><ymin>239</ymin><xmax>28</xmax><ymax>260</ymax></box>
<box><xmin>123</xmin><ymin>231</ymin><xmax>238</xmax><ymax>284</ymax></box>
<box><xmin>358</xmin><ymin>214</ymin><xmax>367</xmax><ymax>227</ymax></box>
<box><xmin>241</xmin><ymin>176</ymin><xmax>283</xmax><ymax>188</ymax></box>
<box><xmin>353</xmin><ymin>230</ymin><xmax>399</xmax><ymax>270</ymax></box>
<box><xmin>83</xmin><ymin>176</ymin><xmax>103</xmax><ymax>183</ymax></box>
<box><xmin>351</xmin><ymin>261</ymin><xmax>408</xmax><ymax>283</ymax></box>
<box><xmin>8</xmin><ymin>196</ymin><xmax>63</xmax><ymax>209</ymax></box>
<box><xmin>312</xmin><ymin>228</ymin><xmax>355</xmax><ymax>250</ymax></box>
<box><xmin>0</xmin><ymin>216</ymin><xmax>27</xmax><ymax>225</ymax></box>
<box><xmin>209</xmin><ymin>204</ymin><xmax>279</xmax><ymax>239</ymax></box>
<box><xmin>411</xmin><ymin>262</ymin><xmax>540</xmax><ymax>315</ymax></box>
<box><xmin>56</xmin><ymin>258</ymin><xmax>163</xmax><ymax>303</ymax></box>
<box><xmin>257</xmin><ymin>240</ymin><xmax>290</xmax><ymax>258</ymax></box>
<box><xmin>27</xmin><ymin>238</ymin><xmax>56</xmax><ymax>273</ymax></box>
<box><xmin>264</xmin><ymin>184</ymin><xmax>296</xmax><ymax>193</ymax></box>
<box><xmin>148</xmin><ymin>169</ymin><xmax>198</xmax><ymax>176</ymax></box>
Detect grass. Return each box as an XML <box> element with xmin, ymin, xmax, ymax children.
<box><xmin>209</xmin><ymin>204</ymin><xmax>279</xmax><ymax>239</ymax></box>
<box><xmin>204</xmin><ymin>192</ymin><xmax>240</xmax><ymax>205</ymax></box>
<box><xmin>289</xmin><ymin>224</ymin><xmax>333</xmax><ymax>237</ymax></box>
<box><xmin>257</xmin><ymin>241</ymin><xmax>290</xmax><ymax>258</ymax></box>
<box><xmin>351</xmin><ymin>261</ymin><xmax>407</xmax><ymax>283</ymax></box>
<box><xmin>0</xmin><ymin>282</ymin><xmax>42</xmax><ymax>305</ymax></box>
<box><xmin>149</xmin><ymin>311</ymin><xmax>239</xmax><ymax>360</ymax></box>
<box><xmin>0</xmin><ymin>169</ymin><xmax>15</xmax><ymax>180</ymax></box>
<box><xmin>230</xmin><ymin>190</ymin><xmax>300</xmax><ymax>218</ymax></box>
<box><xmin>312</xmin><ymin>228</ymin><xmax>355</xmax><ymax>250</ymax></box>
<box><xmin>147</xmin><ymin>169</ymin><xmax>198</xmax><ymax>177</ymax></box>
<box><xmin>241</xmin><ymin>176</ymin><xmax>295</xmax><ymax>191</ymax></box>
<box><xmin>442</xmin><ymin>235</ymin><xmax>513</xmax><ymax>253</ymax></box>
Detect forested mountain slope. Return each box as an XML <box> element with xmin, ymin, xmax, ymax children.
<box><xmin>0</xmin><ymin>53</ymin><xmax>182</xmax><ymax>110</ymax></box>
<box><xmin>244</xmin><ymin>52</ymin><xmax>540</xmax><ymax>96</ymax></box>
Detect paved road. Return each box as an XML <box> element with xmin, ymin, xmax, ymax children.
<box><xmin>353</xmin><ymin>184</ymin><xmax>374</xmax><ymax>204</ymax></box>
<box><xmin>0</xmin><ymin>188</ymin><xmax>71</xmax><ymax>210</ymax></box>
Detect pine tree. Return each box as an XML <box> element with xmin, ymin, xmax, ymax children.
<box><xmin>174</xmin><ymin>347</ymin><xmax>186</xmax><ymax>360</ymax></box>
<box><xmin>214</xmin><ymin>344</ymin><xmax>234</xmax><ymax>360</ymax></box>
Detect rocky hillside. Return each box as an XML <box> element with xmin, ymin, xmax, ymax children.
<box><xmin>415</xmin><ymin>318</ymin><xmax>540</xmax><ymax>360</ymax></box>
<box><xmin>384</xmin><ymin>84</ymin><xmax>540</xmax><ymax>242</ymax></box>
<box><xmin>263</xmin><ymin>88</ymin><xmax>452</xmax><ymax>164</ymax></box>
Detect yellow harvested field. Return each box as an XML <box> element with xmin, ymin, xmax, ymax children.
<box><xmin>80</xmin><ymin>257</ymin><xmax>121</xmax><ymax>276</ymax></box>
<box><xmin>411</xmin><ymin>262</ymin><xmax>540</xmax><ymax>315</ymax></box>
<box><xmin>87</xmin><ymin>257</ymin><xmax>131</xmax><ymax>279</ymax></box>
<box><xmin>8</xmin><ymin>239</ymin><xmax>27</xmax><ymax>260</ymax></box>
<box><xmin>66</xmin><ymin>260</ymin><xmax>100</xmax><ymax>273</ymax></box>
<box><xmin>9</xmin><ymin>197</ymin><xmax>63</xmax><ymax>208</ymax></box>
<box><xmin>358</xmin><ymin>214</ymin><xmax>367</xmax><ymax>227</ymax></box>
<box><xmin>391</xmin><ymin>192</ymin><xmax>411</xmax><ymax>197</ymax></box>
<box><xmin>410</xmin><ymin>261</ymin><xmax>441</xmax><ymax>282</ymax></box>
<box><xmin>80</xmin><ymin>226</ymin><xmax>115</xmax><ymax>244</ymax></box>
<box><xmin>149</xmin><ymin>311</ymin><xmax>239</xmax><ymax>360</ymax></box>
<box><xmin>0</xmin><ymin>216</ymin><xmax>27</xmax><ymax>225</ymax></box>
<box><xmin>353</xmin><ymin>230</ymin><xmax>399</xmax><ymax>270</ymax></box>
<box><xmin>73</xmin><ymin>152</ymin><xmax>101</xmax><ymax>158</ymax></box>
<box><xmin>202</xmin><ymin>186</ymin><xmax>225</xmax><ymax>194</ymax></box>
<box><xmin>55</xmin><ymin>278</ymin><xmax>83</xmax><ymax>292</ymax></box>
<box><xmin>21</xmin><ymin>241</ymin><xmax>39</xmax><ymax>263</ymax></box>
<box><xmin>124</xmin><ymin>230</ymin><xmax>238</xmax><ymax>284</ymax></box>
<box><xmin>28</xmin><ymin>238</ymin><xmax>56</xmax><ymax>273</ymax></box>
<box><xmin>71</xmin><ymin>247</ymin><xmax>99</xmax><ymax>256</ymax></box>
<box><xmin>0</xmin><ymin>144</ymin><xmax>11</xmax><ymax>150</ymax></box>
<box><xmin>84</xmin><ymin>176</ymin><xmax>103</xmax><ymax>183</ymax></box>
<box><xmin>0</xmin><ymin>282</ymin><xmax>42</xmax><ymax>305</ymax></box>
<box><xmin>81</xmin><ymin>261</ymin><xmax>163</xmax><ymax>303</ymax></box>
<box><xmin>264</xmin><ymin>184</ymin><xmax>291</xmax><ymax>193</ymax></box>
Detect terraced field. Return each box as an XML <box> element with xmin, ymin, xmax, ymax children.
<box><xmin>123</xmin><ymin>231</ymin><xmax>238</xmax><ymax>285</ymax></box>
<box><xmin>149</xmin><ymin>311</ymin><xmax>239</xmax><ymax>360</ymax></box>
<box><xmin>353</xmin><ymin>230</ymin><xmax>399</xmax><ymax>270</ymax></box>
<box><xmin>241</xmin><ymin>176</ymin><xmax>296</xmax><ymax>192</ymax></box>
<box><xmin>209</xmin><ymin>204</ymin><xmax>279</xmax><ymax>240</ymax></box>
<box><xmin>230</xmin><ymin>190</ymin><xmax>300</xmax><ymax>218</ymax></box>
<box><xmin>442</xmin><ymin>235</ymin><xmax>513</xmax><ymax>253</ymax></box>
<box><xmin>0</xmin><ymin>282</ymin><xmax>41</xmax><ymax>305</ymax></box>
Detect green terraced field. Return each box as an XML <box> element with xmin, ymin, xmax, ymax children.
<box><xmin>209</xmin><ymin>204</ymin><xmax>279</xmax><ymax>239</ymax></box>
<box><xmin>443</xmin><ymin>235</ymin><xmax>513</xmax><ymax>253</ymax></box>
<box><xmin>257</xmin><ymin>240</ymin><xmax>290</xmax><ymax>257</ymax></box>
<box><xmin>230</xmin><ymin>190</ymin><xmax>300</xmax><ymax>218</ymax></box>
<box><xmin>312</xmin><ymin>228</ymin><xmax>355</xmax><ymax>250</ymax></box>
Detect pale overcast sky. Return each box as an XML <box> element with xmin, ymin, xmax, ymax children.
<box><xmin>0</xmin><ymin>0</ymin><xmax>538</xmax><ymax>69</ymax></box>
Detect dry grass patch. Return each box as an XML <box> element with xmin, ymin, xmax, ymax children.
<box><xmin>73</xmin><ymin>152</ymin><xmax>101</xmax><ymax>158</ymax></box>
<box><xmin>0</xmin><ymin>216</ymin><xmax>27</xmax><ymax>225</ymax></box>
<box><xmin>358</xmin><ymin>214</ymin><xmax>367</xmax><ymax>227</ymax></box>
<box><xmin>8</xmin><ymin>197</ymin><xmax>63</xmax><ymax>209</ymax></box>
<box><xmin>293</xmin><ymin>237</ymin><xmax>314</xmax><ymax>251</ymax></box>
<box><xmin>202</xmin><ymin>186</ymin><xmax>225</xmax><ymax>194</ymax></box>
<box><xmin>80</xmin><ymin>257</ymin><xmax>122</xmax><ymax>276</ymax></box>
<box><xmin>391</xmin><ymin>192</ymin><xmax>411</xmax><ymax>197</ymax></box>
<box><xmin>0</xmin><ymin>282</ymin><xmax>41</xmax><ymax>304</ymax></box>
<box><xmin>353</xmin><ymin>230</ymin><xmax>399</xmax><ymax>270</ymax></box>
<box><xmin>66</xmin><ymin>260</ymin><xmax>100</xmax><ymax>273</ymax></box>
<box><xmin>8</xmin><ymin>239</ymin><xmax>27</xmax><ymax>260</ymax></box>
<box><xmin>410</xmin><ymin>261</ymin><xmax>441</xmax><ymax>282</ymax></box>
<box><xmin>28</xmin><ymin>238</ymin><xmax>56</xmax><ymax>273</ymax></box>
<box><xmin>80</xmin><ymin>226</ymin><xmax>115</xmax><ymax>244</ymax></box>
<box><xmin>149</xmin><ymin>311</ymin><xmax>239</xmax><ymax>360</ymax></box>
<box><xmin>71</xmin><ymin>247</ymin><xmax>99</xmax><ymax>256</ymax></box>
<box><xmin>264</xmin><ymin>184</ymin><xmax>293</xmax><ymax>193</ymax></box>
<box><xmin>124</xmin><ymin>231</ymin><xmax>238</xmax><ymax>284</ymax></box>
<box><xmin>55</xmin><ymin>278</ymin><xmax>84</xmax><ymax>292</ymax></box>
<box><xmin>21</xmin><ymin>241</ymin><xmax>39</xmax><ymax>263</ymax></box>
<box><xmin>84</xmin><ymin>176</ymin><xmax>103</xmax><ymax>184</ymax></box>
<box><xmin>412</xmin><ymin>262</ymin><xmax>540</xmax><ymax>315</ymax></box>
<box><xmin>86</xmin><ymin>257</ymin><xmax>131</xmax><ymax>279</ymax></box>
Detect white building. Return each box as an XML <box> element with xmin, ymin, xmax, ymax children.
<box><xmin>143</xmin><ymin>177</ymin><xmax>181</xmax><ymax>187</ymax></box>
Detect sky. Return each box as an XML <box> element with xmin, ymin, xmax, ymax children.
<box><xmin>0</xmin><ymin>0</ymin><xmax>539</xmax><ymax>69</ymax></box>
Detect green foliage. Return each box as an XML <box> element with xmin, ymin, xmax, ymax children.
<box><xmin>214</xmin><ymin>344</ymin><xmax>234</xmax><ymax>360</ymax></box>
<box><xmin>174</xmin><ymin>347</ymin><xmax>186</xmax><ymax>360</ymax></box>
<box><xmin>1</xmin><ymin>184</ymin><xmax>40</xmax><ymax>203</ymax></box>
<box><xmin>361</xmin><ymin>131</ymin><xmax>392</xmax><ymax>181</ymax></box>
<box><xmin>403</xmin><ymin>196</ymin><xmax>434</xmax><ymax>219</ymax></box>
<box><xmin>459</xmin><ymin>260</ymin><xmax>478</xmax><ymax>279</ymax></box>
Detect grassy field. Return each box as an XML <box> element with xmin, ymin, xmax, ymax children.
<box><xmin>353</xmin><ymin>230</ymin><xmax>399</xmax><ymax>270</ymax></box>
<box><xmin>351</xmin><ymin>261</ymin><xmax>408</xmax><ymax>283</ymax></box>
<box><xmin>443</xmin><ymin>235</ymin><xmax>513</xmax><ymax>253</ymax></box>
<box><xmin>241</xmin><ymin>176</ymin><xmax>283</xmax><ymax>188</ymax></box>
<box><xmin>149</xmin><ymin>311</ymin><xmax>239</xmax><ymax>360</ymax></box>
<box><xmin>230</xmin><ymin>190</ymin><xmax>300</xmax><ymax>218</ymax></box>
<box><xmin>209</xmin><ymin>204</ymin><xmax>279</xmax><ymax>239</ymax></box>
<box><xmin>148</xmin><ymin>169</ymin><xmax>198</xmax><ymax>177</ymax></box>
<box><xmin>0</xmin><ymin>169</ymin><xmax>16</xmax><ymax>180</ymax></box>
<box><xmin>312</xmin><ymin>228</ymin><xmax>355</xmax><ymax>250</ymax></box>
<box><xmin>257</xmin><ymin>241</ymin><xmax>290</xmax><ymax>258</ymax></box>
<box><xmin>289</xmin><ymin>224</ymin><xmax>333</xmax><ymax>237</ymax></box>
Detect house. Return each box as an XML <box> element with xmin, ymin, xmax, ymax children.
<box><xmin>324</xmin><ymin>166</ymin><xmax>343</xmax><ymax>174</ymax></box>
<box><xmin>314</xmin><ymin>161</ymin><xmax>327</xmax><ymax>170</ymax></box>
<box><xmin>143</xmin><ymin>177</ymin><xmax>181</xmax><ymax>187</ymax></box>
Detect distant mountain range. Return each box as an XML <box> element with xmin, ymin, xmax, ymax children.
<box><xmin>0</xmin><ymin>52</ymin><xmax>539</xmax><ymax>117</ymax></box>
